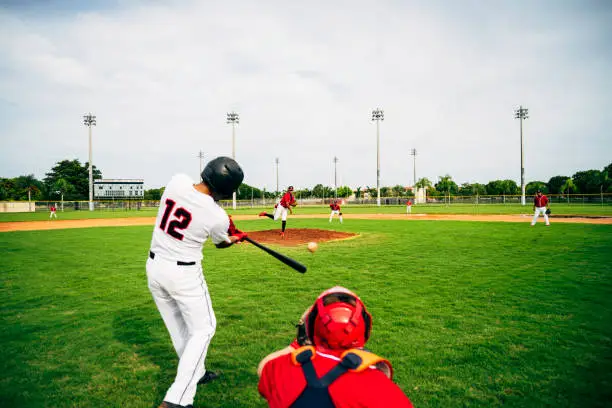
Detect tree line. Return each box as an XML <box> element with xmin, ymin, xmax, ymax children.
<box><xmin>1</xmin><ymin>159</ymin><xmax>610</xmax><ymax>202</ymax></box>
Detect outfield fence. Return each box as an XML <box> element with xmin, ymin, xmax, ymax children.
<box><xmin>20</xmin><ymin>193</ymin><xmax>612</xmax><ymax>212</ymax></box>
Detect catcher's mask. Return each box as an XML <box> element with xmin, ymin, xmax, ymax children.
<box><xmin>201</xmin><ymin>156</ymin><xmax>244</xmax><ymax>201</ymax></box>
<box><xmin>305</xmin><ymin>286</ymin><xmax>372</xmax><ymax>352</ymax></box>
<box><xmin>288</xmin><ymin>186</ymin><xmax>294</xmax><ymax>192</ymax></box>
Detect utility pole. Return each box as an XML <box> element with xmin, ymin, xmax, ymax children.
<box><xmin>514</xmin><ymin>106</ymin><xmax>529</xmax><ymax>206</ymax></box>
<box><xmin>226</xmin><ymin>111</ymin><xmax>239</xmax><ymax>209</ymax></box>
<box><xmin>371</xmin><ymin>108</ymin><xmax>384</xmax><ymax>206</ymax></box>
<box><xmin>333</xmin><ymin>156</ymin><xmax>339</xmax><ymax>198</ymax></box>
<box><xmin>83</xmin><ymin>113</ymin><xmax>96</xmax><ymax>211</ymax></box>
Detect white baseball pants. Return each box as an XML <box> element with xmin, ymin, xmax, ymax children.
<box><xmin>531</xmin><ymin>207</ymin><xmax>550</xmax><ymax>225</ymax></box>
<box><xmin>406</xmin><ymin>206</ymin><xmax>412</xmax><ymax>214</ymax></box>
<box><xmin>146</xmin><ymin>256</ymin><xmax>216</xmax><ymax>406</ymax></box>
<box><xmin>273</xmin><ymin>205</ymin><xmax>289</xmax><ymax>221</ymax></box>
<box><xmin>329</xmin><ymin>210</ymin><xmax>342</xmax><ymax>223</ymax></box>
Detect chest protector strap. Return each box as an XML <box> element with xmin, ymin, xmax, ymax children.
<box><xmin>289</xmin><ymin>346</ymin><xmax>393</xmax><ymax>408</ymax></box>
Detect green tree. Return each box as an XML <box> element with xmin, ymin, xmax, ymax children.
<box><xmin>435</xmin><ymin>175</ymin><xmax>458</xmax><ymax>195</ymax></box>
<box><xmin>486</xmin><ymin>180</ymin><xmax>519</xmax><ymax>195</ymax></box>
<box><xmin>561</xmin><ymin>178</ymin><xmax>577</xmax><ymax>194</ymax></box>
<box><xmin>391</xmin><ymin>185</ymin><xmax>405</xmax><ymax>197</ymax></box>
<box><xmin>415</xmin><ymin>178</ymin><xmax>432</xmax><ymax>190</ymax></box>
<box><xmin>13</xmin><ymin>175</ymin><xmax>44</xmax><ymax>201</ymax></box>
<box><xmin>144</xmin><ymin>187</ymin><xmax>165</xmax><ymax>200</ymax></box>
<box><xmin>547</xmin><ymin>175</ymin><xmax>570</xmax><ymax>194</ymax></box>
<box><xmin>526</xmin><ymin>181</ymin><xmax>548</xmax><ymax>195</ymax></box>
<box><xmin>336</xmin><ymin>186</ymin><xmax>353</xmax><ymax>198</ymax></box>
<box><xmin>572</xmin><ymin>170</ymin><xmax>602</xmax><ymax>194</ymax></box>
<box><xmin>236</xmin><ymin>183</ymin><xmax>263</xmax><ymax>200</ymax></box>
<box><xmin>44</xmin><ymin>159</ymin><xmax>102</xmax><ymax>200</ymax></box>
<box><xmin>458</xmin><ymin>182</ymin><xmax>487</xmax><ymax>196</ymax></box>
<box><xmin>312</xmin><ymin>184</ymin><xmax>333</xmax><ymax>198</ymax></box>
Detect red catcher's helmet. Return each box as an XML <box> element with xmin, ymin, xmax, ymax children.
<box><xmin>305</xmin><ymin>286</ymin><xmax>372</xmax><ymax>352</ymax></box>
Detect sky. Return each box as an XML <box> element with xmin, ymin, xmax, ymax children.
<box><xmin>1</xmin><ymin>0</ymin><xmax>611</xmax><ymax>191</ymax></box>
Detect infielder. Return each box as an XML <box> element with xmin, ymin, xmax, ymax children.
<box><xmin>49</xmin><ymin>204</ymin><xmax>57</xmax><ymax>219</ymax></box>
<box><xmin>531</xmin><ymin>189</ymin><xmax>550</xmax><ymax>226</ymax></box>
<box><xmin>147</xmin><ymin>157</ymin><xmax>247</xmax><ymax>408</ymax></box>
<box><xmin>259</xmin><ymin>186</ymin><xmax>297</xmax><ymax>237</ymax></box>
<box><xmin>258</xmin><ymin>286</ymin><xmax>413</xmax><ymax>407</ymax></box>
<box><xmin>406</xmin><ymin>199</ymin><xmax>412</xmax><ymax>214</ymax></box>
<box><xmin>329</xmin><ymin>199</ymin><xmax>343</xmax><ymax>223</ymax></box>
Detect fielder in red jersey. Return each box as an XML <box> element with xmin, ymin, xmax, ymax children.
<box><xmin>531</xmin><ymin>190</ymin><xmax>550</xmax><ymax>226</ymax></box>
<box><xmin>329</xmin><ymin>200</ymin><xmax>343</xmax><ymax>223</ymax></box>
<box><xmin>258</xmin><ymin>287</ymin><xmax>413</xmax><ymax>408</ymax></box>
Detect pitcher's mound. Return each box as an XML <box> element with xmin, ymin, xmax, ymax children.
<box><xmin>247</xmin><ymin>228</ymin><xmax>357</xmax><ymax>246</ymax></box>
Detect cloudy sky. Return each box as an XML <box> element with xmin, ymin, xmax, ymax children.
<box><xmin>1</xmin><ymin>0</ymin><xmax>611</xmax><ymax>191</ymax></box>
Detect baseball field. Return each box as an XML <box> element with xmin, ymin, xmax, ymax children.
<box><xmin>1</xmin><ymin>207</ymin><xmax>611</xmax><ymax>407</ymax></box>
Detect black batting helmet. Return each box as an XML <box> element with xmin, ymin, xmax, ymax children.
<box><xmin>201</xmin><ymin>156</ymin><xmax>244</xmax><ymax>201</ymax></box>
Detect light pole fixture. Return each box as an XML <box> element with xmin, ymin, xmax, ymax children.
<box><xmin>226</xmin><ymin>111</ymin><xmax>240</xmax><ymax>209</ymax></box>
<box><xmin>275</xmin><ymin>157</ymin><xmax>280</xmax><ymax>195</ymax></box>
<box><xmin>410</xmin><ymin>148</ymin><xmax>417</xmax><ymax>194</ymax></box>
<box><xmin>514</xmin><ymin>106</ymin><xmax>529</xmax><ymax>206</ymax></box>
<box><xmin>83</xmin><ymin>113</ymin><xmax>96</xmax><ymax>211</ymax></box>
<box><xmin>371</xmin><ymin>108</ymin><xmax>384</xmax><ymax>206</ymax></box>
<box><xmin>197</xmin><ymin>150</ymin><xmax>205</xmax><ymax>180</ymax></box>
<box><xmin>333</xmin><ymin>156</ymin><xmax>339</xmax><ymax>198</ymax></box>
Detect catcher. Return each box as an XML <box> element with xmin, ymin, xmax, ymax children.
<box><xmin>259</xmin><ymin>185</ymin><xmax>297</xmax><ymax>238</ymax></box>
<box><xmin>257</xmin><ymin>286</ymin><xmax>413</xmax><ymax>407</ymax></box>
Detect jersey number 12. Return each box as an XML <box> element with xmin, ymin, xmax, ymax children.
<box><xmin>159</xmin><ymin>199</ymin><xmax>192</xmax><ymax>240</ymax></box>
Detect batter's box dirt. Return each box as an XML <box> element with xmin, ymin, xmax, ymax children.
<box><xmin>246</xmin><ymin>228</ymin><xmax>357</xmax><ymax>246</ymax></box>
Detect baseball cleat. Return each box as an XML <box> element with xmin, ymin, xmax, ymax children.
<box><xmin>158</xmin><ymin>402</ymin><xmax>193</xmax><ymax>408</ymax></box>
<box><xmin>280</xmin><ymin>232</ymin><xmax>285</xmax><ymax>239</ymax></box>
<box><xmin>258</xmin><ymin>212</ymin><xmax>267</xmax><ymax>217</ymax></box>
<box><xmin>198</xmin><ymin>370</ymin><xmax>220</xmax><ymax>385</ymax></box>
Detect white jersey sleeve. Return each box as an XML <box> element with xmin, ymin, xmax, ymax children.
<box><xmin>149</xmin><ymin>173</ymin><xmax>231</xmax><ymax>262</ymax></box>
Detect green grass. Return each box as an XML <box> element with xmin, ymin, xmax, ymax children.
<box><xmin>1</xmin><ymin>203</ymin><xmax>611</xmax><ymax>222</ymax></box>
<box><xmin>1</xmin><ymin>219</ymin><xmax>611</xmax><ymax>407</ymax></box>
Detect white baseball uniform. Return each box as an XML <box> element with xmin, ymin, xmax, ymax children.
<box><xmin>147</xmin><ymin>173</ymin><xmax>231</xmax><ymax>407</ymax></box>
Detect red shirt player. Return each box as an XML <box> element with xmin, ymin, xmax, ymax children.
<box><xmin>49</xmin><ymin>205</ymin><xmax>57</xmax><ymax>219</ymax></box>
<box><xmin>259</xmin><ymin>186</ymin><xmax>297</xmax><ymax>237</ymax></box>
<box><xmin>329</xmin><ymin>200</ymin><xmax>343</xmax><ymax>223</ymax></box>
<box><xmin>406</xmin><ymin>199</ymin><xmax>412</xmax><ymax>214</ymax></box>
<box><xmin>531</xmin><ymin>190</ymin><xmax>550</xmax><ymax>226</ymax></box>
<box><xmin>258</xmin><ymin>287</ymin><xmax>413</xmax><ymax>408</ymax></box>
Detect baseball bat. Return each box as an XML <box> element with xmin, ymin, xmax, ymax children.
<box><xmin>244</xmin><ymin>236</ymin><xmax>307</xmax><ymax>273</ymax></box>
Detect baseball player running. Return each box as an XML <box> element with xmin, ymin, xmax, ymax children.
<box><xmin>259</xmin><ymin>186</ymin><xmax>297</xmax><ymax>237</ymax></box>
<box><xmin>147</xmin><ymin>157</ymin><xmax>247</xmax><ymax>408</ymax></box>
<box><xmin>329</xmin><ymin>199</ymin><xmax>343</xmax><ymax>223</ymax></box>
<box><xmin>531</xmin><ymin>189</ymin><xmax>551</xmax><ymax>226</ymax></box>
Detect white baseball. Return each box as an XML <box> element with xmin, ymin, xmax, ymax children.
<box><xmin>307</xmin><ymin>242</ymin><xmax>318</xmax><ymax>253</ymax></box>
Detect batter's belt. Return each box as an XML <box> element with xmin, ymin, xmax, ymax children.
<box><xmin>149</xmin><ymin>251</ymin><xmax>196</xmax><ymax>266</ymax></box>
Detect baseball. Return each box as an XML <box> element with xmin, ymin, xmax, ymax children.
<box><xmin>307</xmin><ymin>242</ymin><xmax>318</xmax><ymax>253</ymax></box>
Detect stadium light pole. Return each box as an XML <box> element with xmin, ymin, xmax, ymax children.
<box><xmin>410</xmin><ymin>148</ymin><xmax>417</xmax><ymax>193</ymax></box>
<box><xmin>83</xmin><ymin>113</ymin><xmax>96</xmax><ymax>211</ymax></box>
<box><xmin>333</xmin><ymin>156</ymin><xmax>339</xmax><ymax>199</ymax></box>
<box><xmin>275</xmin><ymin>157</ymin><xmax>280</xmax><ymax>195</ymax></box>
<box><xmin>226</xmin><ymin>111</ymin><xmax>239</xmax><ymax>209</ymax></box>
<box><xmin>371</xmin><ymin>108</ymin><xmax>384</xmax><ymax>206</ymax></box>
<box><xmin>197</xmin><ymin>150</ymin><xmax>205</xmax><ymax>180</ymax></box>
<box><xmin>514</xmin><ymin>106</ymin><xmax>529</xmax><ymax>206</ymax></box>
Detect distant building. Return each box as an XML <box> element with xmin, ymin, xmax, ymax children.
<box><xmin>94</xmin><ymin>179</ymin><xmax>144</xmax><ymax>199</ymax></box>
